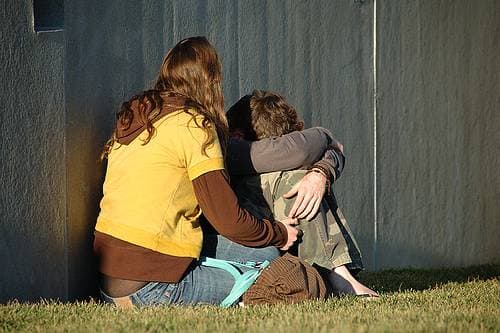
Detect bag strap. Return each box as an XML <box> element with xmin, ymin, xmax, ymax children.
<box><xmin>200</xmin><ymin>257</ymin><xmax>270</xmax><ymax>307</ymax></box>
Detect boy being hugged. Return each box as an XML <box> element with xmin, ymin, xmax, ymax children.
<box><xmin>226</xmin><ymin>90</ymin><xmax>378</xmax><ymax>297</ymax></box>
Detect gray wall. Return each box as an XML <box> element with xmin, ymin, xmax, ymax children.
<box><xmin>63</xmin><ymin>0</ymin><xmax>376</xmax><ymax>300</ymax></box>
<box><xmin>0</xmin><ymin>1</ymin><xmax>66</xmax><ymax>301</ymax></box>
<box><xmin>376</xmin><ymin>0</ymin><xmax>500</xmax><ymax>269</ymax></box>
<box><xmin>1</xmin><ymin>0</ymin><xmax>499</xmax><ymax>301</ymax></box>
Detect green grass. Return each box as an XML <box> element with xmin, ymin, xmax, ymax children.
<box><xmin>1</xmin><ymin>265</ymin><xmax>499</xmax><ymax>333</ymax></box>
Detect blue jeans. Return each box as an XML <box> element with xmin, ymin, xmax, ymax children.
<box><xmin>100</xmin><ymin>235</ymin><xmax>279</xmax><ymax>307</ymax></box>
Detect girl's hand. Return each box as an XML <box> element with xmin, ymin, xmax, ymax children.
<box><xmin>276</xmin><ymin>217</ymin><xmax>299</xmax><ymax>251</ymax></box>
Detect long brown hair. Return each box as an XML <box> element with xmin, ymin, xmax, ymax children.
<box><xmin>101</xmin><ymin>36</ymin><xmax>227</xmax><ymax>160</ymax></box>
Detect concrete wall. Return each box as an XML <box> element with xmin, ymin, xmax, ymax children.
<box><xmin>0</xmin><ymin>1</ymin><xmax>66</xmax><ymax>302</ymax></box>
<box><xmin>376</xmin><ymin>0</ymin><xmax>500</xmax><ymax>269</ymax></box>
<box><xmin>234</xmin><ymin>0</ymin><xmax>376</xmax><ymax>268</ymax></box>
<box><xmin>1</xmin><ymin>0</ymin><xmax>499</xmax><ymax>301</ymax></box>
<box><xmin>63</xmin><ymin>0</ymin><xmax>376</xmax><ymax>300</ymax></box>
<box><xmin>377</xmin><ymin>0</ymin><xmax>500</xmax><ymax>268</ymax></box>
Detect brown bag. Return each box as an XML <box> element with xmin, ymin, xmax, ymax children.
<box><xmin>242</xmin><ymin>253</ymin><xmax>327</xmax><ymax>305</ymax></box>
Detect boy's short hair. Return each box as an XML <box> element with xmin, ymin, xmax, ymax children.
<box><xmin>249</xmin><ymin>90</ymin><xmax>304</xmax><ymax>139</ymax></box>
<box><xmin>226</xmin><ymin>90</ymin><xmax>304</xmax><ymax>141</ymax></box>
<box><xmin>226</xmin><ymin>94</ymin><xmax>258</xmax><ymax>141</ymax></box>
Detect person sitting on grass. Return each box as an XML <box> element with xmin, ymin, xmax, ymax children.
<box><xmin>225</xmin><ymin>90</ymin><xmax>379</xmax><ymax>297</ymax></box>
<box><xmin>94</xmin><ymin>38</ymin><xmax>299</xmax><ymax>308</ymax></box>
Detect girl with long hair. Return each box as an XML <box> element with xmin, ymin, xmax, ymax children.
<box><xmin>94</xmin><ymin>37</ymin><xmax>298</xmax><ymax>306</ymax></box>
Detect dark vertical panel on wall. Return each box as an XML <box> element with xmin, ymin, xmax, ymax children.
<box><xmin>376</xmin><ymin>0</ymin><xmax>500</xmax><ymax>269</ymax></box>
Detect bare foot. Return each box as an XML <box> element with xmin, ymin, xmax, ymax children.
<box><xmin>328</xmin><ymin>265</ymin><xmax>379</xmax><ymax>297</ymax></box>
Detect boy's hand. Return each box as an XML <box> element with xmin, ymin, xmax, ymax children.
<box><xmin>283</xmin><ymin>169</ymin><xmax>327</xmax><ymax>220</ymax></box>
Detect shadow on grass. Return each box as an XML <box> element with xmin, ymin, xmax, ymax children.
<box><xmin>357</xmin><ymin>264</ymin><xmax>500</xmax><ymax>293</ymax></box>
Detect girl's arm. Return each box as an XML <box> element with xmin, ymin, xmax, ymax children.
<box><xmin>226</xmin><ymin>127</ymin><xmax>346</xmax><ymax>221</ymax></box>
<box><xmin>226</xmin><ymin>127</ymin><xmax>344</xmax><ymax>181</ymax></box>
<box><xmin>192</xmin><ymin>170</ymin><xmax>297</xmax><ymax>250</ymax></box>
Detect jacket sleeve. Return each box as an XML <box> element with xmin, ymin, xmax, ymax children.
<box><xmin>192</xmin><ymin>170</ymin><xmax>288</xmax><ymax>248</ymax></box>
<box><xmin>311</xmin><ymin>148</ymin><xmax>346</xmax><ymax>182</ymax></box>
<box><xmin>227</xmin><ymin>126</ymin><xmax>345</xmax><ymax>182</ymax></box>
<box><xmin>226</xmin><ymin>127</ymin><xmax>333</xmax><ymax>175</ymax></box>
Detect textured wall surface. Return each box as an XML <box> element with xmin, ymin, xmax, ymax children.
<box><xmin>2</xmin><ymin>0</ymin><xmax>499</xmax><ymax>301</ymax></box>
<box><xmin>233</xmin><ymin>0</ymin><xmax>375</xmax><ymax>268</ymax></box>
<box><xmin>64</xmin><ymin>0</ymin><xmax>375</xmax><ymax>299</ymax></box>
<box><xmin>0</xmin><ymin>1</ymin><xmax>66</xmax><ymax>301</ymax></box>
<box><xmin>376</xmin><ymin>0</ymin><xmax>500</xmax><ymax>269</ymax></box>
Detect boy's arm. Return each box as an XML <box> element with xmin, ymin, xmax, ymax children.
<box><xmin>311</xmin><ymin>146</ymin><xmax>345</xmax><ymax>182</ymax></box>
<box><xmin>227</xmin><ymin>127</ymin><xmax>338</xmax><ymax>176</ymax></box>
<box><xmin>193</xmin><ymin>170</ymin><xmax>298</xmax><ymax>250</ymax></box>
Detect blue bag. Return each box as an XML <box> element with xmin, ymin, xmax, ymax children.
<box><xmin>199</xmin><ymin>257</ymin><xmax>270</xmax><ymax>308</ymax></box>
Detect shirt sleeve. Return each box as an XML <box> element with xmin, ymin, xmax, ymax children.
<box><xmin>226</xmin><ymin>127</ymin><xmax>333</xmax><ymax>176</ymax></box>
<box><xmin>312</xmin><ymin>148</ymin><xmax>346</xmax><ymax>182</ymax></box>
<box><xmin>192</xmin><ymin>170</ymin><xmax>288</xmax><ymax>248</ymax></box>
<box><xmin>176</xmin><ymin>114</ymin><xmax>225</xmax><ymax>180</ymax></box>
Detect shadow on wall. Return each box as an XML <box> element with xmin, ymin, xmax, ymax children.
<box><xmin>66</xmin><ymin>13</ymin><xmax>147</xmax><ymax>298</ymax></box>
<box><xmin>66</xmin><ymin>113</ymin><xmax>113</xmax><ymax>300</ymax></box>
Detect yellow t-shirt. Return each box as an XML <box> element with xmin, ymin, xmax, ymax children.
<box><xmin>95</xmin><ymin>110</ymin><xmax>224</xmax><ymax>258</ymax></box>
